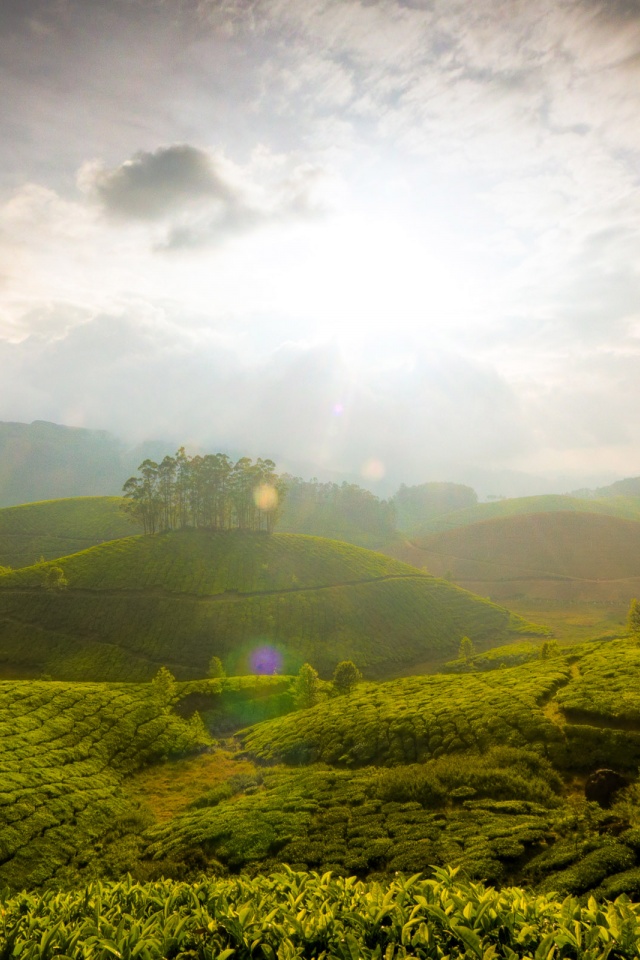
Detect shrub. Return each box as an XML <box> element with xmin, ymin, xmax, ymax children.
<box><xmin>333</xmin><ymin>660</ymin><xmax>362</xmax><ymax>695</ymax></box>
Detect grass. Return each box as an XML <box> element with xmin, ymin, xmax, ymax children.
<box><xmin>0</xmin><ymin>496</ymin><xmax>138</xmax><ymax>568</ymax></box>
<box><xmin>124</xmin><ymin>748</ymin><xmax>260</xmax><ymax>822</ymax></box>
<box><xmin>0</xmin><ymin>530</ymin><xmax>541</xmax><ymax>681</ymax></box>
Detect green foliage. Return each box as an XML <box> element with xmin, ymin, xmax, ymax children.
<box><xmin>333</xmin><ymin>660</ymin><xmax>362</xmax><ymax>695</ymax></box>
<box><xmin>243</xmin><ymin>660</ymin><xmax>570</xmax><ymax>767</ymax></box>
<box><xmin>540</xmin><ymin>639</ymin><xmax>560</xmax><ymax>659</ymax></box>
<box><xmin>277</xmin><ymin>476</ymin><xmax>396</xmax><ymax>547</ymax></box>
<box><xmin>43</xmin><ymin>564</ymin><xmax>68</xmax><ymax>590</ymax></box>
<box><xmin>208</xmin><ymin>655</ymin><xmax>226</xmax><ymax>678</ymax></box>
<box><xmin>0</xmin><ymin>496</ymin><xmax>138</xmax><ymax>568</ymax></box>
<box><xmin>0</xmin><ymin>679</ymin><xmax>211</xmax><ymax>890</ymax></box>
<box><xmin>392</xmin><ymin>481</ymin><xmax>477</xmax><ymax>534</ymax></box>
<box><xmin>443</xmin><ymin>641</ymin><xmax>542</xmax><ymax>673</ymax></box>
<box><xmin>293</xmin><ymin>663</ymin><xmax>321</xmax><ymax>708</ymax></box>
<box><xmin>0</xmin><ymin>531</ymin><xmax>535</xmax><ymax>680</ymax></box>
<box><xmin>151</xmin><ymin>666</ymin><xmax>177</xmax><ymax>707</ymax></box>
<box><xmin>5</xmin><ymin>868</ymin><xmax>640</xmax><ymax>960</ymax></box>
<box><xmin>459</xmin><ymin>636</ymin><xmax>474</xmax><ymax>662</ymax></box>
<box><xmin>628</xmin><ymin>598</ymin><xmax>640</xmax><ymax>641</ymax></box>
<box><xmin>123</xmin><ymin>449</ymin><xmax>286</xmax><ymax>534</ymax></box>
<box><xmin>555</xmin><ymin>638</ymin><xmax>640</xmax><ymax>723</ymax></box>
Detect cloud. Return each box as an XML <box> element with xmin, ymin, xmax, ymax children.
<box><xmin>80</xmin><ymin>144</ymin><xmax>331</xmax><ymax>249</ymax></box>
<box><xmin>84</xmin><ymin>144</ymin><xmax>234</xmax><ymax>221</ymax></box>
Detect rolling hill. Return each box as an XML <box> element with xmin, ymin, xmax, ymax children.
<box><xmin>401</xmin><ymin>511</ymin><xmax>640</xmax><ymax>603</ymax></box>
<box><xmin>417</xmin><ymin>493</ymin><xmax>640</xmax><ymax>535</ymax></box>
<box><xmin>0</xmin><ymin>496</ymin><xmax>139</xmax><ymax>568</ymax></box>
<box><xmin>0</xmin><ymin>529</ymin><xmax>540</xmax><ymax>681</ymax></box>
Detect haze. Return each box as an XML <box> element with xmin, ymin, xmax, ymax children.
<box><xmin>1</xmin><ymin>0</ymin><xmax>639</xmax><ymax>493</ymax></box>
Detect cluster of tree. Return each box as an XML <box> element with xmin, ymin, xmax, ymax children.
<box><xmin>292</xmin><ymin>659</ymin><xmax>362</xmax><ymax>708</ymax></box>
<box><xmin>277</xmin><ymin>477</ymin><xmax>396</xmax><ymax>545</ymax></box>
<box><xmin>123</xmin><ymin>449</ymin><xmax>286</xmax><ymax>535</ymax></box>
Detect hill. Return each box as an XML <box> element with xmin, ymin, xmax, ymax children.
<box><xmin>408</xmin><ymin>511</ymin><xmax>640</xmax><ymax>602</ymax></box>
<box><xmin>416</xmin><ymin>493</ymin><xmax>640</xmax><ymax>535</ymax></box>
<box><xmin>0</xmin><ymin>530</ymin><xmax>539</xmax><ymax>681</ymax></box>
<box><xmin>0</xmin><ymin>420</ymin><xmax>173</xmax><ymax>507</ymax></box>
<box><xmin>0</xmin><ymin>496</ymin><xmax>139</xmax><ymax>568</ymax></box>
<box><xmin>5</xmin><ymin>640</ymin><xmax>640</xmax><ymax>897</ymax></box>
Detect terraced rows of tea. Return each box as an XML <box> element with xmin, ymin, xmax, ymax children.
<box><xmin>0</xmin><ymin>530</ymin><xmax>539</xmax><ymax>680</ymax></box>
<box><xmin>0</xmin><ymin>680</ymin><xmax>208</xmax><ymax>889</ymax></box>
<box><xmin>5</xmin><ymin>642</ymin><xmax>640</xmax><ymax>898</ymax></box>
<box><xmin>0</xmin><ymin>496</ymin><xmax>137</xmax><ymax>568</ymax></box>
<box><xmin>242</xmin><ymin>661</ymin><xmax>571</xmax><ymax>767</ymax></box>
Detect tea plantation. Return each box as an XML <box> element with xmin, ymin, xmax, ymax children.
<box><xmin>0</xmin><ymin>530</ymin><xmax>539</xmax><ymax>680</ymax></box>
<box><xmin>0</xmin><ymin>679</ymin><xmax>210</xmax><ymax>890</ymax></box>
<box><xmin>0</xmin><ymin>496</ymin><xmax>138</xmax><ymax>568</ymax></box>
<box><xmin>5</xmin><ymin>868</ymin><xmax>640</xmax><ymax>960</ymax></box>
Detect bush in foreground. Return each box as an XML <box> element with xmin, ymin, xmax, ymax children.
<box><xmin>2</xmin><ymin>867</ymin><xmax>640</xmax><ymax>959</ymax></box>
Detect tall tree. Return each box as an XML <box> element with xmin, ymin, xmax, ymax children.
<box><xmin>628</xmin><ymin>598</ymin><xmax>640</xmax><ymax>641</ymax></box>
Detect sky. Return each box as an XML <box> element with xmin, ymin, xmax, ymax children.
<box><xmin>1</xmin><ymin>0</ymin><xmax>640</xmax><ymax>495</ymax></box>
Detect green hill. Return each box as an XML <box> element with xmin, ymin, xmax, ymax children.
<box><xmin>0</xmin><ymin>496</ymin><xmax>139</xmax><ymax>568</ymax></box>
<box><xmin>410</xmin><ymin>511</ymin><xmax>640</xmax><ymax>602</ymax></box>
<box><xmin>5</xmin><ymin>640</ymin><xmax>640</xmax><ymax>896</ymax></box>
<box><xmin>418</xmin><ymin>493</ymin><xmax>640</xmax><ymax>535</ymax></box>
<box><xmin>0</xmin><ymin>530</ymin><xmax>539</xmax><ymax>681</ymax></box>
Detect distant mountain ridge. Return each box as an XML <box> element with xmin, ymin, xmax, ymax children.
<box><xmin>0</xmin><ymin>420</ymin><xmax>168</xmax><ymax>507</ymax></box>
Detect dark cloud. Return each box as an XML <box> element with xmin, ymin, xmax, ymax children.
<box><xmin>89</xmin><ymin>144</ymin><xmax>234</xmax><ymax>221</ymax></box>
<box><xmin>83</xmin><ymin>145</ymin><xmax>328</xmax><ymax>248</ymax></box>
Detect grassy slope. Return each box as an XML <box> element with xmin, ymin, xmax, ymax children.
<box><xmin>0</xmin><ymin>530</ymin><xmax>539</xmax><ymax>681</ymax></box>
<box><xmin>418</xmin><ymin>493</ymin><xmax>640</xmax><ymax>534</ymax></box>
<box><xmin>0</xmin><ymin>496</ymin><xmax>138</xmax><ymax>568</ymax></box>
<box><xmin>406</xmin><ymin>511</ymin><xmax>640</xmax><ymax>603</ymax></box>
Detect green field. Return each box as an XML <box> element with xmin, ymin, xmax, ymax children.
<box><xmin>0</xmin><ymin>530</ymin><xmax>540</xmax><ymax>680</ymax></box>
<box><xmin>0</xmin><ymin>496</ymin><xmax>138</xmax><ymax>568</ymax></box>
<box><xmin>419</xmin><ymin>493</ymin><xmax>640</xmax><ymax>534</ymax></box>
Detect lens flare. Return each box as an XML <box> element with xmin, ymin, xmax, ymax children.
<box><xmin>249</xmin><ymin>645</ymin><xmax>282</xmax><ymax>675</ymax></box>
<box><xmin>361</xmin><ymin>458</ymin><xmax>385</xmax><ymax>481</ymax></box>
<box><xmin>253</xmin><ymin>484</ymin><xmax>278</xmax><ymax>511</ymax></box>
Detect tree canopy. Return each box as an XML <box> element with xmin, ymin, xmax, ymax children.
<box><xmin>123</xmin><ymin>449</ymin><xmax>286</xmax><ymax>535</ymax></box>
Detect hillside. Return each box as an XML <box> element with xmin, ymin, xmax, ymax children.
<box><xmin>408</xmin><ymin>511</ymin><xmax>640</xmax><ymax>602</ymax></box>
<box><xmin>0</xmin><ymin>678</ymin><xmax>210</xmax><ymax>890</ymax></box>
<box><xmin>3</xmin><ymin>639</ymin><xmax>640</xmax><ymax>897</ymax></box>
<box><xmin>0</xmin><ymin>420</ymin><xmax>171</xmax><ymax>507</ymax></box>
<box><xmin>0</xmin><ymin>530</ymin><xmax>539</xmax><ymax>681</ymax></box>
<box><xmin>417</xmin><ymin>493</ymin><xmax>640</xmax><ymax>535</ymax></box>
<box><xmin>0</xmin><ymin>496</ymin><xmax>139</xmax><ymax>568</ymax></box>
